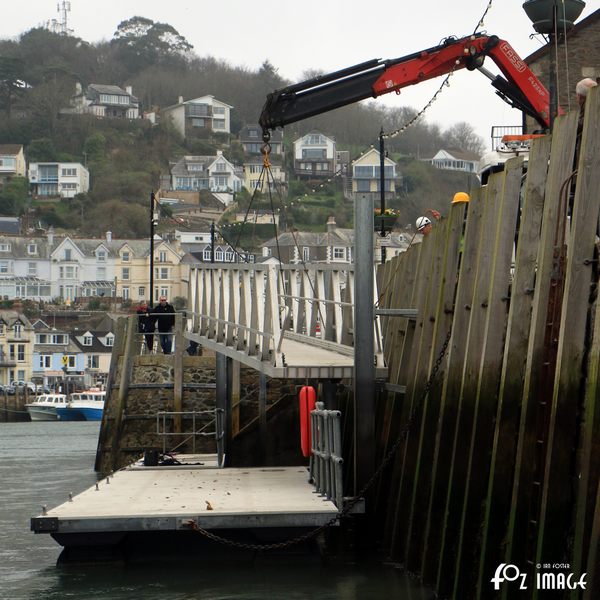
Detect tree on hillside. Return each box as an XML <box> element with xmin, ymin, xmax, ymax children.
<box><xmin>0</xmin><ymin>56</ymin><xmax>27</xmax><ymax>119</ymax></box>
<box><xmin>112</xmin><ymin>17</ymin><xmax>192</xmax><ymax>74</ymax></box>
<box><xmin>0</xmin><ymin>177</ymin><xmax>28</xmax><ymax>216</ymax></box>
<box><xmin>444</xmin><ymin>121</ymin><xmax>485</xmax><ymax>155</ymax></box>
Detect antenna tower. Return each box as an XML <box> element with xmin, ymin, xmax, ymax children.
<box><xmin>46</xmin><ymin>1</ymin><xmax>73</xmax><ymax>36</ymax></box>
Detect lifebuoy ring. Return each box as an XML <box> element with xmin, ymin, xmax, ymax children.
<box><xmin>299</xmin><ymin>386</ymin><xmax>316</xmax><ymax>457</ymax></box>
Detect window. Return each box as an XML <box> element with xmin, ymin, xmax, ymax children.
<box><xmin>215</xmin><ymin>249</ymin><xmax>224</xmax><ymax>262</ymax></box>
<box><xmin>105</xmin><ymin>336</ymin><xmax>114</xmax><ymax>347</ymax></box>
<box><xmin>122</xmin><ymin>251</ymin><xmax>130</xmax><ymax>262</ymax></box>
<box><xmin>213</xmin><ymin>106</ymin><xmax>225</xmax><ymax>114</ymax></box>
<box><xmin>38</xmin><ymin>355</ymin><xmax>51</xmax><ymax>369</ymax></box>
<box><xmin>122</xmin><ymin>286</ymin><xmax>130</xmax><ymax>299</ymax></box>
<box><xmin>17</xmin><ymin>344</ymin><xmax>25</xmax><ymax>361</ymax></box>
<box><xmin>122</xmin><ymin>267</ymin><xmax>130</xmax><ymax>280</ymax></box>
<box><xmin>9</xmin><ymin>345</ymin><xmax>14</xmax><ymax>360</ymax></box>
<box><xmin>97</xmin><ymin>250</ymin><xmax>106</xmax><ymax>262</ymax></box>
<box><xmin>188</xmin><ymin>164</ymin><xmax>203</xmax><ymax>172</ymax></box>
<box><xmin>225</xmin><ymin>250</ymin><xmax>234</xmax><ymax>262</ymax></box>
<box><xmin>160</xmin><ymin>287</ymin><xmax>169</xmax><ymax>298</ymax></box>
<box><xmin>303</xmin><ymin>247</ymin><xmax>310</xmax><ymax>262</ymax></box>
<box><xmin>28</xmin><ymin>262</ymin><xmax>37</xmax><ymax>276</ymax></box>
<box><xmin>203</xmin><ymin>248</ymin><xmax>211</xmax><ymax>261</ymax></box>
<box><xmin>27</xmin><ymin>244</ymin><xmax>37</xmax><ymax>255</ymax></box>
<box><xmin>158</xmin><ymin>251</ymin><xmax>167</xmax><ymax>263</ymax></box>
<box><xmin>13</xmin><ymin>324</ymin><xmax>22</xmax><ymax>339</ymax></box>
<box><xmin>356</xmin><ymin>180</ymin><xmax>371</xmax><ymax>192</ymax></box>
<box><xmin>213</xmin><ymin>119</ymin><xmax>225</xmax><ymax>130</ymax></box>
<box><xmin>61</xmin><ymin>183</ymin><xmax>77</xmax><ymax>190</ymax></box>
<box><xmin>192</xmin><ymin>118</ymin><xmax>205</xmax><ymax>127</ymax></box>
<box><xmin>0</xmin><ymin>324</ymin><xmax>5</xmax><ymax>336</ymax></box>
<box><xmin>87</xmin><ymin>355</ymin><xmax>99</xmax><ymax>369</ymax></box>
<box><xmin>214</xmin><ymin>176</ymin><xmax>228</xmax><ymax>188</ymax></box>
<box><xmin>0</xmin><ymin>260</ymin><xmax>10</xmax><ymax>274</ymax></box>
<box><xmin>333</xmin><ymin>247</ymin><xmax>345</xmax><ymax>260</ymax></box>
<box><xmin>0</xmin><ymin>243</ymin><xmax>11</xmax><ymax>252</ymax></box>
<box><xmin>354</xmin><ymin>166</ymin><xmax>373</xmax><ymax>178</ymax></box>
<box><xmin>155</xmin><ymin>267</ymin><xmax>169</xmax><ymax>280</ymax></box>
<box><xmin>138</xmin><ymin>286</ymin><xmax>145</xmax><ymax>297</ymax></box>
<box><xmin>59</xmin><ymin>266</ymin><xmax>77</xmax><ymax>279</ymax></box>
<box><xmin>67</xmin><ymin>355</ymin><xmax>75</xmax><ymax>368</ymax></box>
<box><xmin>83</xmin><ymin>335</ymin><xmax>93</xmax><ymax>346</ymax></box>
<box><xmin>64</xmin><ymin>249</ymin><xmax>72</xmax><ymax>260</ymax></box>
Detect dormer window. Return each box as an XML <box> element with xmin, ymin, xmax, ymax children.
<box><xmin>64</xmin><ymin>249</ymin><xmax>72</xmax><ymax>260</ymax></box>
<box><xmin>158</xmin><ymin>251</ymin><xmax>167</xmax><ymax>263</ymax></box>
<box><xmin>13</xmin><ymin>323</ymin><xmax>22</xmax><ymax>338</ymax></box>
<box><xmin>0</xmin><ymin>243</ymin><xmax>11</xmax><ymax>252</ymax></box>
<box><xmin>122</xmin><ymin>251</ymin><xmax>130</xmax><ymax>262</ymax></box>
<box><xmin>83</xmin><ymin>335</ymin><xmax>93</xmax><ymax>346</ymax></box>
<box><xmin>97</xmin><ymin>250</ymin><xmax>106</xmax><ymax>262</ymax></box>
<box><xmin>27</xmin><ymin>244</ymin><xmax>37</xmax><ymax>255</ymax></box>
<box><xmin>105</xmin><ymin>335</ymin><xmax>114</xmax><ymax>347</ymax></box>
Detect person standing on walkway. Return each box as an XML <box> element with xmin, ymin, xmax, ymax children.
<box><xmin>152</xmin><ymin>295</ymin><xmax>176</xmax><ymax>354</ymax></box>
<box><xmin>136</xmin><ymin>300</ymin><xmax>155</xmax><ymax>353</ymax></box>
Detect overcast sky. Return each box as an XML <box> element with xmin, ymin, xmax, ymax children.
<box><xmin>3</xmin><ymin>0</ymin><xmax>599</xmax><ymax>149</ymax></box>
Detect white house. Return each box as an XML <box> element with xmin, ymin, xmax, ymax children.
<box><xmin>293</xmin><ymin>132</ymin><xmax>337</xmax><ymax>178</ymax></box>
<box><xmin>170</xmin><ymin>152</ymin><xmax>241</xmax><ymax>206</ymax></box>
<box><xmin>161</xmin><ymin>95</ymin><xmax>233</xmax><ymax>138</ymax></box>
<box><xmin>70</xmin><ymin>83</ymin><xmax>140</xmax><ymax>119</ymax></box>
<box><xmin>28</xmin><ymin>162</ymin><xmax>89</xmax><ymax>198</ymax></box>
<box><xmin>426</xmin><ymin>149</ymin><xmax>479</xmax><ymax>173</ymax></box>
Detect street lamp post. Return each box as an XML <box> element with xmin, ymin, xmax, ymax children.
<box><xmin>149</xmin><ymin>191</ymin><xmax>159</xmax><ymax>306</ymax></box>
<box><xmin>522</xmin><ymin>0</ymin><xmax>586</xmax><ymax>130</ymax></box>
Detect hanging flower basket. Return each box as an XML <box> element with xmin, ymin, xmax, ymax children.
<box><xmin>374</xmin><ymin>209</ymin><xmax>398</xmax><ymax>231</ymax></box>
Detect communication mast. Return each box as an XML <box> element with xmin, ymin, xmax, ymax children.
<box><xmin>46</xmin><ymin>1</ymin><xmax>74</xmax><ymax>36</ymax></box>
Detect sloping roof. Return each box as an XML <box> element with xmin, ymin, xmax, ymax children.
<box><xmin>87</xmin><ymin>84</ymin><xmax>138</xmax><ymax>103</ymax></box>
<box><xmin>0</xmin><ymin>219</ymin><xmax>21</xmax><ymax>235</ymax></box>
<box><xmin>432</xmin><ymin>148</ymin><xmax>480</xmax><ymax>162</ymax></box>
<box><xmin>0</xmin><ymin>310</ymin><xmax>32</xmax><ymax>328</ymax></box>
<box><xmin>0</xmin><ymin>144</ymin><xmax>23</xmax><ymax>155</ymax></box>
<box><xmin>263</xmin><ymin>228</ymin><xmax>354</xmax><ymax>248</ymax></box>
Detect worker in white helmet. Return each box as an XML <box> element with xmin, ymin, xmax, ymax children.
<box><xmin>416</xmin><ymin>216</ymin><xmax>432</xmax><ymax>236</ymax></box>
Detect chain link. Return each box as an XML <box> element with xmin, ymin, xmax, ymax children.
<box><xmin>184</xmin><ymin>327</ymin><xmax>453</xmax><ymax>551</ymax></box>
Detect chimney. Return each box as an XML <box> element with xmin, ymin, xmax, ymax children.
<box><xmin>326</xmin><ymin>215</ymin><xmax>337</xmax><ymax>232</ymax></box>
<box><xmin>106</xmin><ymin>231</ymin><xmax>112</xmax><ymax>242</ymax></box>
<box><xmin>178</xmin><ymin>96</ymin><xmax>184</xmax><ymax>104</ymax></box>
<box><xmin>216</xmin><ymin>150</ymin><xmax>223</xmax><ymax>156</ymax></box>
<box><xmin>125</xmin><ymin>85</ymin><xmax>132</xmax><ymax>96</ymax></box>
<box><xmin>47</xmin><ymin>226</ymin><xmax>54</xmax><ymax>246</ymax></box>
<box><xmin>75</xmin><ymin>81</ymin><xmax>82</xmax><ymax>95</ymax></box>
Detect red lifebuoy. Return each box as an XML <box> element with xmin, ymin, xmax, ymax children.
<box><xmin>299</xmin><ymin>386</ymin><xmax>316</xmax><ymax>457</ymax></box>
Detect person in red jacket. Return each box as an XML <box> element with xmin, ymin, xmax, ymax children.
<box><xmin>151</xmin><ymin>296</ymin><xmax>175</xmax><ymax>354</ymax></box>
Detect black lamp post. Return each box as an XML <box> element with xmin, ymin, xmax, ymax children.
<box><xmin>522</xmin><ymin>0</ymin><xmax>586</xmax><ymax>130</ymax></box>
<box><xmin>149</xmin><ymin>191</ymin><xmax>159</xmax><ymax>306</ymax></box>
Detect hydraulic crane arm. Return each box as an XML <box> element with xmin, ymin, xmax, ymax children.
<box><xmin>259</xmin><ymin>33</ymin><xmax>550</xmax><ymax>134</ymax></box>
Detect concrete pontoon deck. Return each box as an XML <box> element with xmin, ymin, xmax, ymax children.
<box><xmin>32</xmin><ymin>455</ymin><xmax>339</xmax><ymax>548</ymax></box>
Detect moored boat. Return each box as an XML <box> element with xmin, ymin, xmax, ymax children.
<box><xmin>25</xmin><ymin>394</ymin><xmax>68</xmax><ymax>421</ymax></box>
<box><xmin>56</xmin><ymin>390</ymin><xmax>105</xmax><ymax>421</ymax></box>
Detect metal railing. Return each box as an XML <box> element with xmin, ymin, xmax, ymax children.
<box><xmin>309</xmin><ymin>401</ymin><xmax>343</xmax><ymax>510</ymax></box>
<box><xmin>155</xmin><ymin>409</ymin><xmax>225</xmax><ymax>467</ymax></box>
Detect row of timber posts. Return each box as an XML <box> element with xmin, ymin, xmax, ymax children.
<box><xmin>374</xmin><ymin>88</ymin><xmax>600</xmax><ymax>599</ymax></box>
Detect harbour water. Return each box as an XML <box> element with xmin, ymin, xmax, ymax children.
<box><xmin>0</xmin><ymin>422</ymin><xmax>432</xmax><ymax>600</ymax></box>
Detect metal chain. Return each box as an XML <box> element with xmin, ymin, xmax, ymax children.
<box><xmin>184</xmin><ymin>326</ymin><xmax>453</xmax><ymax>551</ymax></box>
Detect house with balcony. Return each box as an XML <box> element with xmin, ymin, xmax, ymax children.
<box><xmin>28</xmin><ymin>162</ymin><xmax>89</xmax><ymax>198</ymax></box>
<box><xmin>161</xmin><ymin>95</ymin><xmax>232</xmax><ymax>139</ymax></box>
<box><xmin>0</xmin><ymin>235</ymin><xmax>53</xmax><ymax>301</ymax></box>
<box><xmin>293</xmin><ymin>132</ymin><xmax>337</xmax><ymax>179</ymax></box>
<box><xmin>242</xmin><ymin>156</ymin><xmax>286</xmax><ymax>193</ymax></box>
<box><xmin>0</xmin><ymin>311</ymin><xmax>35</xmax><ymax>385</ymax></box>
<box><xmin>425</xmin><ymin>149</ymin><xmax>479</xmax><ymax>173</ymax></box>
<box><xmin>170</xmin><ymin>152</ymin><xmax>241</xmax><ymax>206</ymax></box>
<box><xmin>350</xmin><ymin>148</ymin><xmax>399</xmax><ymax>201</ymax></box>
<box><xmin>70</xmin><ymin>83</ymin><xmax>140</xmax><ymax>119</ymax></box>
<box><xmin>0</xmin><ymin>144</ymin><xmax>26</xmax><ymax>187</ymax></box>
<box><xmin>239</xmin><ymin>125</ymin><xmax>283</xmax><ymax>156</ymax></box>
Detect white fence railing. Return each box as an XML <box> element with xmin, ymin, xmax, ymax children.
<box><xmin>188</xmin><ymin>263</ymin><xmax>384</xmax><ymax>369</ymax></box>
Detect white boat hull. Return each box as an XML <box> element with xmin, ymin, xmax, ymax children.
<box><xmin>26</xmin><ymin>405</ymin><xmax>58</xmax><ymax>421</ymax></box>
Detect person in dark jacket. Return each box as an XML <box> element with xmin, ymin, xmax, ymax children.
<box><xmin>152</xmin><ymin>296</ymin><xmax>175</xmax><ymax>354</ymax></box>
<box><xmin>136</xmin><ymin>301</ymin><xmax>154</xmax><ymax>353</ymax></box>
